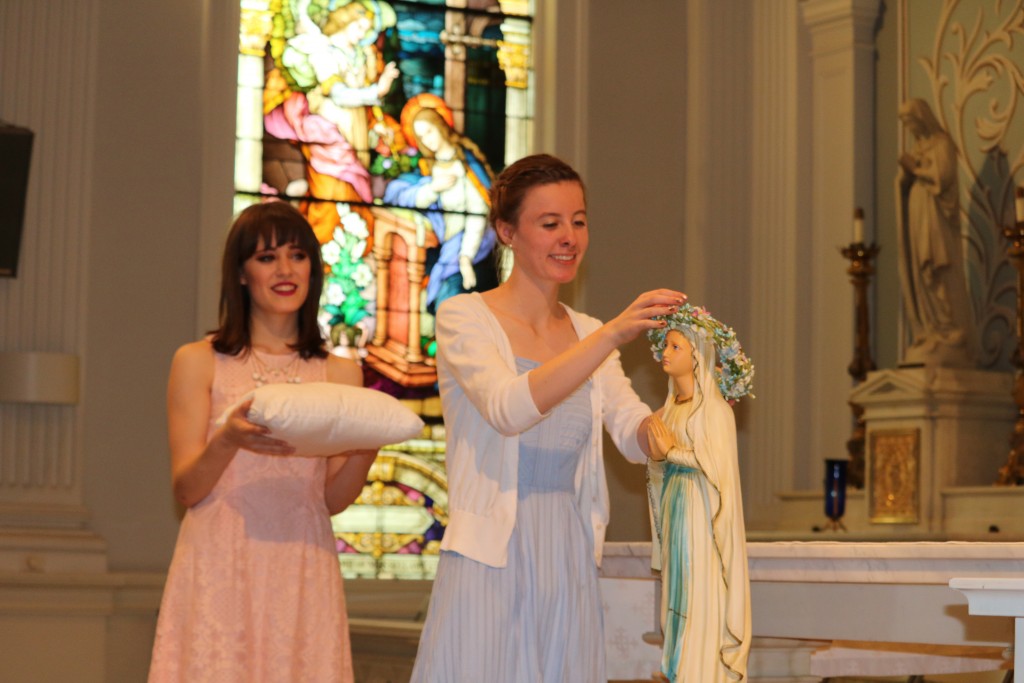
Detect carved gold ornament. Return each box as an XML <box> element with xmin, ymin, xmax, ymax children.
<box><xmin>869</xmin><ymin>428</ymin><xmax>921</xmax><ymax>524</ymax></box>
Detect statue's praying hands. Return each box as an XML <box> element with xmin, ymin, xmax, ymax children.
<box><xmin>646</xmin><ymin>413</ymin><xmax>676</xmax><ymax>462</ymax></box>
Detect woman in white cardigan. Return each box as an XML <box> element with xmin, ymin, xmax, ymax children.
<box><xmin>411</xmin><ymin>154</ymin><xmax>686</xmax><ymax>682</ymax></box>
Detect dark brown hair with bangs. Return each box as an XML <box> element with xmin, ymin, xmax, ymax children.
<box><xmin>209</xmin><ymin>201</ymin><xmax>327</xmax><ymax>359</ymax></box>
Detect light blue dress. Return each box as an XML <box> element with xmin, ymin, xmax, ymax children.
<box><xmin>410</xmin><ymin>358</ymin><xmax>605</xmax><ymax>682</ymax></box>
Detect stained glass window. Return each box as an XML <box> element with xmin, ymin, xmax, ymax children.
<box><xmin>236</xmin><ymin>0</ymin><xmax>534</xmax><ymax>579</ymax></box>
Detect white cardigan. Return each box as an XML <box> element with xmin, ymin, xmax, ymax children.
<box><xmin>435</xmin><ymin>292</ymin><xmax>651</xmax><ymax>568</ymax></box>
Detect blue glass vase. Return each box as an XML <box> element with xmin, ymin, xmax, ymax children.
<box><xmin>824</xmin><ymin>459</ymin><xmax>848</xmax><ymax>531</ymax></box>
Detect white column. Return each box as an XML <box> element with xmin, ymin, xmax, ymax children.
<box><xmin>684</xmin><ymin>0</ymin><xmax>776</xmax><ymax>522</ymax></box>
<box><xmin>743</xmin><ymin>1</ymin><xmax>808</xmax><ymax>525</ymax></box>
<box><xmin>799</xmin><ymin>0</ymin><xmax>881</xmax><ymax>485</ymax></box>
<box><xmin>683</xmin><ymin>0</ymin><xmax>752</xmax><ymax>311</ymax></box>
<box><xmin>0</xmin><ymin>0</ymin><xmax>97</xmax><ymax>533</ymax></box>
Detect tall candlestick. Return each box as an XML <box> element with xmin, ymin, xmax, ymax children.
<box><xmin>1016</xmin><ymin>186</ymin><xmax>1024</xmax><ymax>223</ymax></box>
<box><xmin>853</xmin><ymin>207</ymin><xmax>865</xmax><ymax>244</ymax></box>
<box><xmin>840</xmin><ymin>237</ymin><xmax>879</xmax><ymax>489</ymax></box>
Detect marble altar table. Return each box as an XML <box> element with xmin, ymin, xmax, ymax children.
<box><xmin>600</xmin><ymin>540</ymin><xmax>1024</xmax><ymax>681</ymax></box>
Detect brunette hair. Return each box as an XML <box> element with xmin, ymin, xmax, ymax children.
<box><xmin>488</xmin><ymin>153</ymin><xmax>585</xmax><ymax>236</ymax></box>
<box><xmin>209</xmin><ymin>201</ymin><xmax>328</xmax><ymax>359</ymax></box>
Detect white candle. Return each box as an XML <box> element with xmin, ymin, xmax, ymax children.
<box><xmin>853</xmin><ymin>207</ymin><xmax>865</xmax><ymax>244</ymax></box>
<box><xmin>1016</xmin><ymin>186</ymin><xmax>1024</xmax><ymax>224</ymax></box>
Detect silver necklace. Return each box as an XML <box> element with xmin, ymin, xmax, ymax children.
<box><xmin>250</xmin><ymin>350</ymin><xmax>302</xmax><ymax>387</ymax></box>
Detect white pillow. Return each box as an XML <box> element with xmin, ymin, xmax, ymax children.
<box><xmin>220</xmin><ymin>382</ymin><xmax>425</xmax><ymax>457</ymax></box>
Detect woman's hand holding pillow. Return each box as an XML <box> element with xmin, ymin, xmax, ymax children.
<box><xmin>218</xmin><ymin>398</ymin><xmax>296</xmax><ymax>456</ymax></box>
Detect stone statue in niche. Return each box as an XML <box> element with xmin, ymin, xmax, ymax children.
<box><xmin>895</xmin><ymin>98</ymin><xmax>976</xmax><ymax>367</ymax></box>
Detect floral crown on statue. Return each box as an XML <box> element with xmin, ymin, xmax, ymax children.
<box><xmin>647</xmin><ymin>303</ymin><xmax>755</xmax><ymax>402</ymax></box>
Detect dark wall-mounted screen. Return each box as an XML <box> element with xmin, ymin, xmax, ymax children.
<box><xmin>0</xmin><ymin>125</ymin><xmax>33</xmax><ymax>278</ymax></box>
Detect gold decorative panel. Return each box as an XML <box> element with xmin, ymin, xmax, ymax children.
<box><xmin>869</xmin><ymin>428</ymin><xmax>920</xmax><ymax>524</ymax></box>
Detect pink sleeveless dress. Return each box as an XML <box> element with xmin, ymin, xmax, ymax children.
<box><xmin>148</xmin><ymin>347</ymin><xmax>353</xmax><ymax>683</ymax></box>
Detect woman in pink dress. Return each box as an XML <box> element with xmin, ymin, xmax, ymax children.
<box><xmin>148</xmin><ymin>201</ymin><xmax>375</xmax><ymax>682</ymax></box>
